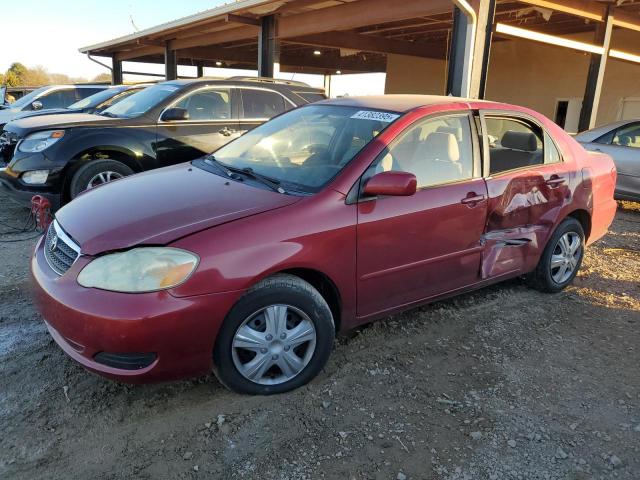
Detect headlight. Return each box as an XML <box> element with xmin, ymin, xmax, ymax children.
<box><xmin>22</xmin><ymin>170</ymin><xmax>49</xmax><ymax>184</ymax></box>
<box><xmin>77</xmin><ymin>247</ymin><xmax>199</xmax><ymax>293</ymax></box>
<box><xmin>18</xmin><ymin>130</ymin><xmax>65</xmax><ymax>153</ymax></box>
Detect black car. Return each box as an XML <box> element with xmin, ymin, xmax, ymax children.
<box><xmin>0</xmin><ymin>84</ymin><xmax>109</xmax><ymax>128</ymax></box>
<box><xmin>0</xmin><ymin>78</ymin><xmax>325</xmax><ymax>208</ymax></box>
<box><xmin>14</xmin><ymin>84</ymin><xmax>149</xmax><ymax>119</ymax></box>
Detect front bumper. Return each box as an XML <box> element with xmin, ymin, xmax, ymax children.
<box><xmin>31</xmin><ymin>236</ymin><xmax>244</xmax><ymax>383</ymax></box>
<box><xmin>0</xmin><ymin>171</ymin><xmax>62</xmax><ymax>209</ymax></box>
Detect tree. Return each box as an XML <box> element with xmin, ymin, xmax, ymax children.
<box><xmin>92</xmin><ymin>73</ymin><xmax>112</xmax><ymax>83</ymax></box>
<box><xmin>20</xmin><ymin>65</ymin><xmax>50</xmax><ymax>86</ymax></box>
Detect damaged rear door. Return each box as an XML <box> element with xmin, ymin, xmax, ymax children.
<box><xmin>479</xmin><ymin>111</ymin><xmax>572</xmax><ymax>279</ymax></box>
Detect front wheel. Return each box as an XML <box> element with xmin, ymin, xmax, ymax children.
<box><xmin>529</xmin><ymin>217</ymin><xmax>585</xmax><ymax>293</ymax></box>
<box><xmin>213</xmin><ymin>274</ymin><xmax>335</xmax><ymax>395</ymax></box>
<box><xmin>69</xmin><ymin>159</ymin><xmax>134</xmax><ymax>199</ymax></box>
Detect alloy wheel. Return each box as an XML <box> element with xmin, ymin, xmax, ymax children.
<box><xmin>550</xmin><ymin>231</ymin><xmax>582</xmax><ymax>284</ymax></box>
<box><xmin>231</xmin><ymin>304</ymin><xmax>316</xmax><ymax>385</ymax></box>
<box><xmin>86</xmin><ymin>170</ymin><xmax>124</xmax><ymax>189</ymax></box>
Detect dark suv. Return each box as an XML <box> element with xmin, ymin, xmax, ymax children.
<box><xmin>0</xmin><ymin>78</ymin><xmax>325</xmax><ymax>208</ymax></box>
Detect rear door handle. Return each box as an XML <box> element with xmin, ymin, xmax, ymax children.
<box><xmin>545</xmin><ymin>176</ymin><xmax>565</xmax><ymax>187</ymax></box>
<box><xmin>461</xmin><ymin>194</ymin><xmax>486</xmax><ymax>206</ymax></box>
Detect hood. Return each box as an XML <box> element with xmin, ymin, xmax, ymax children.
<box><xmin>5</xmin><ymin>112</ymin><xmax>119</xmax><ymax>136</ymax></box>
<box><xmin>15</xmin><ymin>108</ymin><xmax>73</xmax><ymax>119</ymax></box>
<box><xmin>56</xmin><ymin>162</ymin><xmax>301</xmax><ymax>255</ymax></box>
<box><xmin>0</xmin><ymin>107</ymin><xmax>24</xmax><ymax>126</ymax></box>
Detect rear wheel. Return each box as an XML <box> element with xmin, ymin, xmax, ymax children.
<box><xmin>69</xmin><ymin>159</ymin><xmax>134</xmax><ymax>199</ymax></box>
<box><xmin>529</xmin><ymin>217</ymin><xmax>585</xmax><ymax>293</ymax></box>
<box><xmin>213</xmin><ymin>274</ymin><xmax>334</xmax><ymax>395</ymax></box>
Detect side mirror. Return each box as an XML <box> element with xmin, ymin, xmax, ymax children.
<box><xmin>31</xmin><ymin>101</ymin><xmax>43</xmax><ymax>111</ymax></box>
<box><xmin>363</xmin><ymin>171</ymin><xmax>417</xmax><ymax>197</ymax></box>
<box><xmin>161</xmin><ymin>107</ymin><xmax>189</xmax><ymax>122</ymax></box>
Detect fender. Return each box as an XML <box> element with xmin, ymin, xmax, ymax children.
<box><xmin>60</xmin><ymin>127</ymin><xmax>158</xmax><ymax>172</ymax></box>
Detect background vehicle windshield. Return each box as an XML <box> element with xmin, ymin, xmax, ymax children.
<box><xmin>102</xmin><ymin>84</ymin><xmax>178</xmax><ymax>118</ymax></box>
<box><xmin>69</xmin><ymin>88</ymin><xmax>123</xmax><ymax>110</ymax></box>
<box><xmin>212</xmin><ymin>104</ymin><xmax>399</xmax><ymax>193</ymax></box>
<box><xmin>9</xmin><ymin>87</ymin><xmax>49</xmax><ymax>110</ymax></box>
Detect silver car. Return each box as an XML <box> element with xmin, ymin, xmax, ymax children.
<box><xmin>575</xmin><ymin>120</ymin><xmax>640</xmax><ymax>201</ymax></box>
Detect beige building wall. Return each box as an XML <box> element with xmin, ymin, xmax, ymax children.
<box><xmin>384</xmin><ymin>30</ymin><xmax>640</xmax><ymax>128</ymax></box>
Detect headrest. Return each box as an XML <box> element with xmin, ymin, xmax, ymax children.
<box><xmin>436</xmin><ymin>125</ymin><xmax>461</xmax><ymax>140</ymax></box>
<box><xmin>423</xmin><ymin>132</ymin><xmax>460</xmax><ymax>162</ymax></box>
<box><xmin>501</xmin><ymin>131</ymin><xmax>537</xmax><ymax>152</ymax></box>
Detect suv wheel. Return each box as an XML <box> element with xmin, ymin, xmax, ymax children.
<box><xmin>213</xmin><ymin>274</ymin><xmax>335</xmax><ymax>395</ymax></box>
<box><xmin>528</xmin><ymin>217</ymin><xmax>585</xmax><ymax>293</ymax></box>
<box><xmin>69</xmin><ymin>159</ymin><xmax>134</xmax><ymax>199</ymax></box>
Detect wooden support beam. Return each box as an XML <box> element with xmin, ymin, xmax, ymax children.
<box><xmin>178</xmin><ymin>46</ymin><xmax>256</xmax><ymax>63</ymax></box>
<box><xmin>287</xmin><ymin>31</ymin><xmax>446</xmax><ymax>59</ymax></box>
<box><xmin>516</xmin><ymin>0</ymin><xmax>605</xmax><ymax>22</ymax></box>
<box><xmin>115</xmin><ymin>45</ymin><xmax>164</xmax><ymax>61</ymax></box>
<box><xmin>259</xmin><ymin>15</ymin><xmax>277</xmax><ymax>77</ymax></box>
<box><xmin>112</xmin><ymin>56</ymin><xmax>123</xmax><ymax>85</ymax></box>
<box><xmin>612</xmin><ymin>10</ymin><xmax>640</xmax><ymax>33</ymax></box>
<box><xmin>225</xmin><ymin>14</ymin><xmax>260</xmax><ymax>26</ymax></box>
<box><xmin>168</xmin><ymin>26</ymin><xmax>259</xmax><ymax>50</ymax></box>
<box><xmin>165</xmin><ymin>46</ymin><xmax>178</xmax><ymax>80</ymax></box>
<box><xmin>278</xmin><ymin>0</ymin><xmax>452</xmax><ymax>39</ymax></box>
<box><xmin>579</xmin><ymin>8</ymin><xmax>614</xmax><ymax>132</ymax></box>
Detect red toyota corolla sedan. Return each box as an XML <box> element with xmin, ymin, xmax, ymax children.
<box><xmin>31</xmin><ymin>96</ymin><xmax>617</xmax><ymax>394</ymax></box>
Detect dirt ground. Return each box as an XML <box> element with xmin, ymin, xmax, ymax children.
<box><xmin>0</xmin><ymin>190</ymin><xmax>638</xmax><ymax>480</ymax></box>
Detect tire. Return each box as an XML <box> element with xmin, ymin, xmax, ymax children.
<box><xmin>528</xmin><ymin>217</ymin><xmax>585</xmax><ymax>293</ymax></box>
<box><xmin>213</xmin><ymin>274</ymin><xmax>335</xmax><ymax>395</ymax></box>
<box><xmin>69</xmin><ymin>159</ymin><xmax>134</xmax><ymax>199</ymax></box>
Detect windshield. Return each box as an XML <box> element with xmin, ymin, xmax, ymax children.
<box><xmin>9</xmin><ymin>87</ymin><xmax>49</xmax><ymax>110</ymax></box>
<box><xmin>102</xmin><ymin>84</ymin><xmax>179</xmax><ymax>118</ymax></box>
<box><xmin>68</xmin><ymin>88</ymin><xmax>123</xmax><ymax>110</ymax></box>
<box><xmin>210</xmin><ymin>104</ymin><xmax>400</xmax><ymax>193</ymax></box>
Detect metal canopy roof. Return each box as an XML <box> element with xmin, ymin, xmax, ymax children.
<box><xmin>80</xmin><ymin>0</ymin><xmax>640</xmax><ymax>75</ymax></box>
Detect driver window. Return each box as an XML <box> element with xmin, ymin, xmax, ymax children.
<box><xmin>174</xmin><ymin>89</ymin><xmax>231</xmax><ymax>121</ymax></box>
<box><xmin>369</xmin><ymin>115</ymin><xmax>474</xmax><ymax>188</ymax></box>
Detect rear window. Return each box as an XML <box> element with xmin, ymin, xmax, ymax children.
<box><xmin>295</xmin><ymin>91</ymin><xmax>327</xmax><ymax>103</ymax></box>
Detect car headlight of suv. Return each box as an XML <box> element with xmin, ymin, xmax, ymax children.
<box><xmin>77</xmin><ymin>247</ymin><xmax>199</xmax><ymax>293</ymax></box>
<box><xmin>18</xmin><ymin>130</ymin><xmax>65</xmax><ymax>153</ymax></box>
<box><xmin>22</xmin><ymin>170</ymin><xmax>49</xmax><ymax>184</ymax></box>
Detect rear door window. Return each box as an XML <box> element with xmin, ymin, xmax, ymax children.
<box><xmin>484</xmin><ymin>117</ymin><xmax>544</xmax><ymax>175</ymax></box>
<box><xmin>241</xmin><ymin>89</ymin><xmax>289</xmax><ymax>119</ymax></box>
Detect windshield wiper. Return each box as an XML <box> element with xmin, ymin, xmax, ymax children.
<box><xmin>100</xmin><ymin>111</ymin><xmax>119</xmax><ymax>118</ymax></box>
<box><xmin>204</xmin><ymin>156</ymin><xmax>286</xmax><ymax>194</ymax></box>
<box><xmin>205</xmin><ymin>155</ymin><xmax>238</xmax><ymax>179</ymax></box>
<box><xmin>236</xmin><ymin>166</ymin><xmax>287</xmax><ymax>194</ymax></box>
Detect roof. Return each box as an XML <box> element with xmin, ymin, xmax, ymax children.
<box><xmin>321</xmin><ymin>94</ymin><xmax>478</xmax><ymax>112</ymax></box>
<box><xmin>79</xmin><ymin>0</ymin><xmax>276</xmax><ymax>53</ymax></box>
<box><xmin>78</xmin><ymin>0</ymin><xmax>640</xmax><ymax>76</ymax></box>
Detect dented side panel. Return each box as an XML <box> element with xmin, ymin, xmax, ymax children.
<box><xmin>482</xmin><ymin>167</ymin><xmax>575</xmax><ymax>279</ymax></box>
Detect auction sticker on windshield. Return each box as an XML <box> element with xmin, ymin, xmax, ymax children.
<box><xmin>350</xmin><ymin>110</ymin><xmax>400</xmax><ymax>123</ymax></box>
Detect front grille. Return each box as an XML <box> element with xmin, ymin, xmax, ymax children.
<box><xmin>44</xmin><ymin>220</ymin><xmax>81</xmax><ymax>275</ymax></box>
<box><xmin>0</xmin><ymin>131</ymin><xmax>19</xmax><ymax>163</ymax></box>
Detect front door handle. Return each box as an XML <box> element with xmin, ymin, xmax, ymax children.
<box><xmin>545</xmin><ymin>176</ymin><xmax>565</xmax><ymax>187</ymax></box>
<box><xmin>461</xmin><ymin>193</ymin><xmax>486</xmax><ymax>206</ymax></box>
<box><xmin>219</xmin><ymin>127</ymin><xmax>236</xmax><ymax>136</ymax></box>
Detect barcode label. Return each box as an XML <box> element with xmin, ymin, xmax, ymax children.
<box><xmin>351</xmin><ymin>110</ymin><xmax>400</xmax><ymax>123</ymax></box>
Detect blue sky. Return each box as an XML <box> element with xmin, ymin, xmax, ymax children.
<box><xmin>0</xmin><ymin>0</ymin><xmax>385</xmax><ymax>95</ymax></box>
